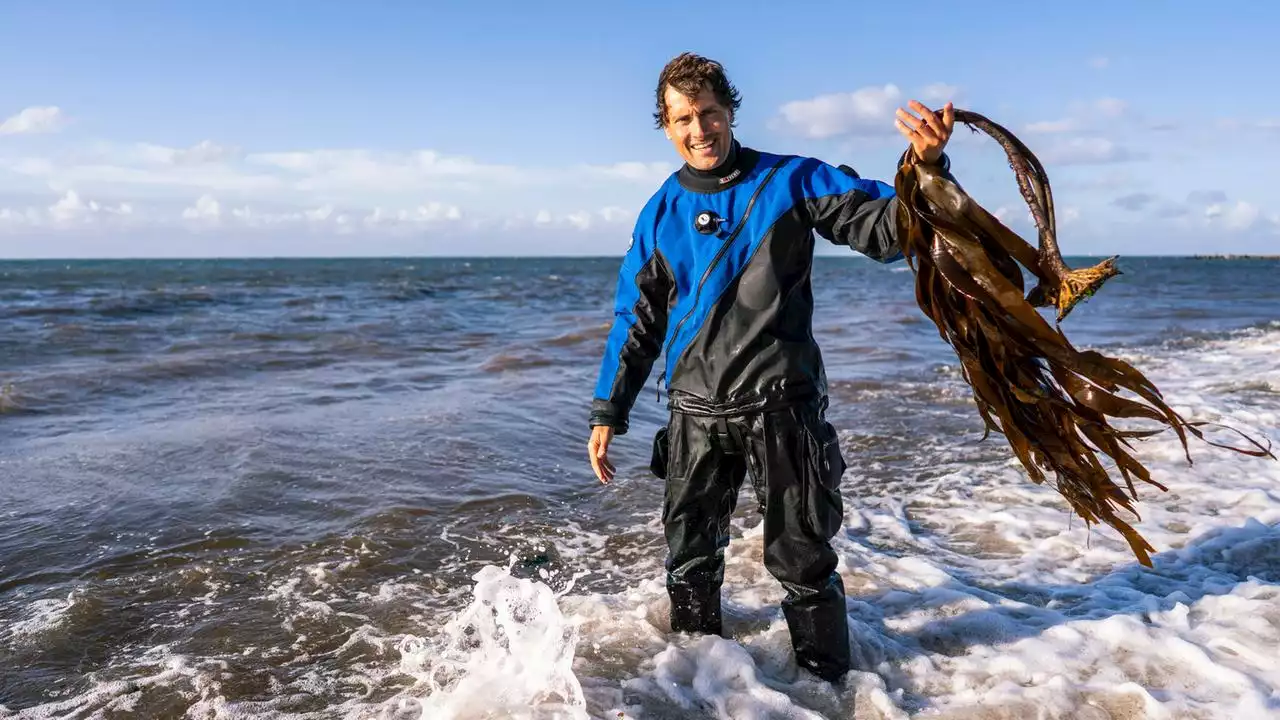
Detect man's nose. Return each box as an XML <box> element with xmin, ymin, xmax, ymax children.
<box><xmin>689</xmin><ymin>114</ymin><xmax>707</xmax><ymax>138</ymax></box>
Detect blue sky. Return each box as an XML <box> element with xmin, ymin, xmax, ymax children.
<box><xmin>1</xmin><ymin>1</ymin><xmax>1277</xmax><ymax>258</ymax></box>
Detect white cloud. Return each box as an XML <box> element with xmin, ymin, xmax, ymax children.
<box><xmin>771</xmin><ymin>82</ymin><xmax>964</xmax><ymax>140</ymax></box>
<box><xmin>0</xmin><ymin>106</ymin><xmax>66</xmax><ymax>135</ymax></box>
<box><xmin>1024</xmin><ymin>119</ymin><xmax>1078</xmax><ymax>134</ymax></box>
<box><xmin>1205</xmin><ymin>200</ymin><xmax>1262</xmax><ymax>231</ymax></box>
<box><xmin>581</xmin><ymin>161</ymin><xmax>675</xmax><ymax>184</ymax></box>
<box><xmin>1021</xmin><ymin>98</ymin><xmax>1129</xmax><ymax>139</ymax></box>
<box><xmin>920</xmin><ymin>83</ymin><xmax>960</xmax><ymax>105</ymax></box>
<box><xmin>1041</xmin><ymin>137</ymin><xmax>1140</xmax><ymax>165</ymax></box>
<box><xmin>522</xmin><ymin>206</ymin><xmax>633</xmax><ymax>232</ymax></box>
<box><xmin>599</xmin><ymin>206</ymin><xmax>632</xmax><ymax>224</ymax></box>
<box><xmin>2</xmin><ymin>137</ymin><xmax>673</xmax><ymax>236</ymax></box>
<box><xmin>1141</xmin><ymin>190</ymin><xmax>1280</xmax><ymax>237</ymax></box>
<box><xmin>246</xmin><ymin>148</ymin><xmax>526</xmax><ymax>193</ymax></box>
<box><xmin>182</xmin><ymin>194</ymin><xmax>221</xmax><ymax>221</ymax></box>
<box><xmin>1089</xmin><ymin>56</ymin><xmax>1111</xmax><ymax>70</ymax></box>
<box><xmin>0</xmin><ymin>190</ymin><xmax>135</xmax><ymax>230</ymax></box>
<box><xmin>136</xmin><ymin>140</ymin><xmax>240</xmax><ymax>166</ymax></box>
<box><xmin>772</xmin><ymin>84</ymin><xmax>904</xmax><ymax>139</ymax></box>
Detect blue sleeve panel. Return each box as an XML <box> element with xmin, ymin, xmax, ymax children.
<box><xmin>589</xmin><ymin>187</ymin><xmax>673</xmax><ymax>434</ymax></box>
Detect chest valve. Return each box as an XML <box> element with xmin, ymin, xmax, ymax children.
<box><xmin>694</xmin><ymin>211</ymin><xmax>725</xmax><ymax>235</ymax></box>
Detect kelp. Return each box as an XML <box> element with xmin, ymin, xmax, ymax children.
<box><xmin>893</xmin><ymin>109</ymin><xmax>1275</xmax><ymax>566</ymax></box>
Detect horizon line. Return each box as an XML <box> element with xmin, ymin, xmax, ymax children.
<box><xmin>3</xmin><ymin>253</ymin><xmax>1273</xmax><ymax>262</ymax></box>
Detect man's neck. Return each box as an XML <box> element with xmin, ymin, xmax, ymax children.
<box><xmin>677</xmin><ymin>139</ymin><xmax>758</xmax><ymax>193</ymax></box>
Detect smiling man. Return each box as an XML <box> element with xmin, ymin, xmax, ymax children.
<box><xmin>587</xmin><ymin>52</ymin><xmax>954</xmax><ymax>684</ymax></box>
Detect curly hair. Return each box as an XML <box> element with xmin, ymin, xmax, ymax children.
<box><xmin>653</xmin><ymin>52</ymin><xmax>742</xmax><ymax>129</ymax></box>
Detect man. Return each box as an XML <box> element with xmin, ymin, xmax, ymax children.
<box><xmin>586</xmin><ymin>52</ymin><xmax>954</xmax><ymax>683</ymax></box>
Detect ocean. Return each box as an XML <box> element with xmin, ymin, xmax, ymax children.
<box><xmin>0</xmin><ymin>255</ymin><xmax>1277</xmax><ymax>719</ymax></box>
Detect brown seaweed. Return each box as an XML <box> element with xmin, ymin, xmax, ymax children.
<box><xmin>893</xmin><ymin>109</ymin><xmax>1275</xmax><ymax>566</ymax></box>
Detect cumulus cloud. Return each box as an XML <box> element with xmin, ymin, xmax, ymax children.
<box><xmin>0</xmin><ymin>106</ymin><xmax>66</xmax><ymax>135</ymax></box>
<box><xmin>246</xmin><ymin>148</ymin><xmax>526</xmax><ymax>191</ymax></box>
<box><xmin>771</xmin><ymin>84</ymin><xmax>906</xmax><ymax>139</ymax></box>
<box><xmin>137</xmin><ymin>140</ymin><xmax>240</xmax><ymax>166</ymax></box>
<box><xmin>1041</xmin><ymin>137</ymin><xmax>1141</xmax><ymax>165</ymax></box>
<box><xmin>521</xmin><ymin>206</ymin><xmax>634</xmax><ymax>232</ymax></box>
<box><xmin>362</xmin><ymin>202</ymin><xmax>463</xmax><ymax>229</ymax></box>
<box><xmin>1023</xmin><ymin>98</ymin><xmax>1131</xmax><ymax>141</ymax></box>
<box><xmin>1</xmin><ymin>133</ymin><xmax>674</xmax><ymax>243</ymax></box>
<box><xmin>1204</xmin><ymin>200</ymin><xmax>1265</xmax><ymax>232</ymax></box>
<box><xmin>581</xmin><ymin>161</ymin><xmax>675</xmax><ymax>184</ymax></box>
<box><xmin>1131</xmin><ymin>189</ymin><xmax>1280</xmax><ymax>235</ymax></box>
<box><xmin>0</xmin><ymin>190</ymin><xmax>135</xmax><ymax>230</ymax></box>
<box><xmin>182</xmin><ymin>194</ymin><xmax>221</xmax><ymax>221</ymax></box>
<box><xmin>920</xmin><ymin>83</ymin><xmax>960</xmax><ymax>105</ymax></box>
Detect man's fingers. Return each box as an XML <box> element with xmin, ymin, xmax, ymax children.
<box><xmin>895</xmin><ymin>107</ymin><xmax>923</xmax><ymax>132</ymax></box>
<box><xmin>587</xmin><ymin>442</ymin><xmax>604</xmax><ymax>482</ymax></box>
<box><xmin>942</xmin><ymin>102</ymin><xmax>955</xmax><ymax>132</ymax></box>
<box><xmin>896</xmin><ymin>109</ymin><xmax>939</xmax><ymax>146</ymax></box>
<box><xmin>907</xmin><ymin>100</ymin><xmax>936</xmax><ymax>129</ymax></box>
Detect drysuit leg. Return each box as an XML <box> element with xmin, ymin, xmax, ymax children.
<box><xmin>658</xmin><ymin>412</ymin><xmax>748</xmax><ymax>636</ymax></box>
<box><xmin>743</xmin><ymin>402</ymin><xmax>851</xmax><ymax>682</ymax></box>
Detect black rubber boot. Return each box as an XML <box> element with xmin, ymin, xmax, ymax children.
<box><xmin>782</xmin><ymin>574</ymin><xmax>851</xmax><ymax>682</ymax></box>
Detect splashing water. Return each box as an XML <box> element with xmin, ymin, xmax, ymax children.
<box><xmin>396</xmin><ymin>564</ymin><xmax>587</xmax><ymax>720</ymax></box>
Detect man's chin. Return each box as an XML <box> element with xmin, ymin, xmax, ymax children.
<box><xmin>689</xmin><ymin>153</ymin><xmax>725</xmax><ymax>171</ymax></box>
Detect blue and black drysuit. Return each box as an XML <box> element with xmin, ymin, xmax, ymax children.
<box><xmin>590</xmin><ymin>139</ymin><xmax>950</xmax><ymax>682</ymax></box>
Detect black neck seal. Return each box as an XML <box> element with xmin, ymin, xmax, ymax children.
<box><xmin>677</xmin><ymin>139</ymin><xmax>759</xmax><ymax>193</ymax></box>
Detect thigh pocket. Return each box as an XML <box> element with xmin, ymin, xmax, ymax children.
<box><xmin>802</xmin><ymin>419</ymin><xmax>847</xmax><ymax>539</ymax></box>
<box><xmin>650</xmin><ymin>426</ymin><xmax>670</xmax><ymax>480</ymax></box>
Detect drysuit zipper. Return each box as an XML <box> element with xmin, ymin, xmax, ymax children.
<box><xmin>661</xmin><ymin>160</ymin><xmax>786</xmax><ymax>390</ymax></box>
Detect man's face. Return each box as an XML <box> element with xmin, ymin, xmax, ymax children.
<box><xmin>662</xmin><ymin>84</ymin><xmax>733</xmax><ymax>171</ymax></box>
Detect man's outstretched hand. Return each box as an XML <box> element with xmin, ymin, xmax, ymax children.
<box><xmin>588</xmin><ymin>425</ymin><xmax>615</xmax><ymax>484</ymax></box>
<box><xmin>896</xmin><ymin>100</ymin><xmax>954</xmax><ymax>165</ymax></box>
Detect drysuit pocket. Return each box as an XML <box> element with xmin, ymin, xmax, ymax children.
<box><xmin>650</xmin><ymin>426</ymin><xmax>669</xmax><ymax>480</ymax></box>
<box><xmin>803</xmin><ymin>418</ymin><xmax>846</xmax><ymax>539</ymax></box>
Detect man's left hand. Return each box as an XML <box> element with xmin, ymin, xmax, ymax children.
<box><xmin>896</xmin><ymin>100</ymin><xmax>954</xmax><ymax>165</ymax></box>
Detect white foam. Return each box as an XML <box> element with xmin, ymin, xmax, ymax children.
<box><xmin>2</xmin><ymin>589</ymin><xmax>81</xmax><ymax>645</ymax></box>
<box><xmin>399</xmin><ymin>563</ymin><xmax>587</xmax><ymax>720</ymax></box>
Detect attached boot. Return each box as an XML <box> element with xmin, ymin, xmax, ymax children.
<box><xmin>668</xmin><ymin>580</ymin><xmax>723</xmax><ymax>636</ymax></box>
<box><xmin>782</xmin><ymin>575</ymin><xmax>851</xmax><ymax>682</ymax></box>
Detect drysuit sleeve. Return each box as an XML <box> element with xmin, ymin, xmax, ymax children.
<box><xmin>589</xmin><ymin>224</ymin><xmax>674</xmax><ymax>435</ymax></box>
<box><xmin>804</xmin><ymin>153</ymin><xmax>951</xmax><ymax>263</ymax></box>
